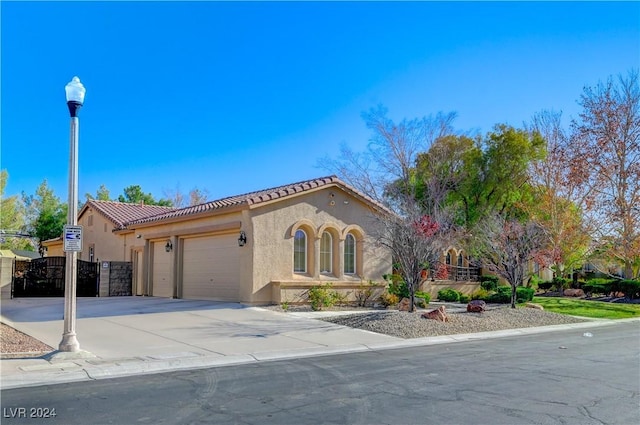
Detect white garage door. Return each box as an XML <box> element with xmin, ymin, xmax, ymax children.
<box><xmin>182</xmin><ymin>234</ymin><xmax>239</xmax><ymax>300</ymax></box>
<box><xmin>152</xmin><ymin>241</ymin><xmax>173</xmax><ymax>298</ymax></box>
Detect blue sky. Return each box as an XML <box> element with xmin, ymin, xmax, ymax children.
<box><xmin>2</xmin><ymin>1</ymin><xmax>639</xmax><ymax>204</ymax></box>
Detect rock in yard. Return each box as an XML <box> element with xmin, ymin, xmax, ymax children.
<box><xmin>422</xmin><ymin>305</ymin><xmax>448</xmax><ymax>322</ymax></box>
<box><xmin>467</xmin><ymin>300</ymin><xmax>486</xmax><ymax>312</ymax></box>
<box><xmin>564</xmin><ymin>289</ymin><xmax>585</xmax><ymax>297</ymax></box>
<box><xmin>525</xmin><ymin>303</ymin><xmax>544</xmax><ymax>310</ymax></box>
<box><xmin>398</xmin><ymin>297</ymin><xmax>411</xmax><ymax>311</ymax></box>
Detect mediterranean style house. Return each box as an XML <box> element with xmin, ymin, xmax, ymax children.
<box><xmin>44</xmin><ymin>176</ymin><xmax>392</xmax><ymax>304</ymax></box>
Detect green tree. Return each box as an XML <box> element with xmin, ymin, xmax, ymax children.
<box><xmin>117</xmin><ymin>185</ymin><xmax>172</xmax><ymax>206</ymax></box>
<box><xmin>23</xmin><ymin>180</ymin><xmax>67</xmax><ymax>255</ymax></box>
<box><xmin>0</xmin><ymin>170</ymin><xmax>32</xmax><ymax>250</ymax></box>
<box><xmin>85</xmin><ymin>184</ymin><xmax>111</xmax><ymax>202</ymax></box>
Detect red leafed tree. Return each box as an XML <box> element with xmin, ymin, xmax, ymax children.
<box><xmin>573</xmin><ymin>70</ymin><xmax>640</xmax><ymax>279</ymax></box>
<box><xmin>374</xmin><ymin>206</ymin><xmax>452</xmax><ymax>312</ymax></box>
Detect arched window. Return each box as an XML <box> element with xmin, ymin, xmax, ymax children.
<box><xmin>293</xmin><ymin>230</ymin><xmax>307</xmax><ymax>273</ymax></box>
<box><xmin>457</xmin><ymin>253</ymin><xmax>463</xmax><ymax>267</ymax></box>
<box><xmin>446</xmin><ymin>252</ymin><xmax>451</xmax><ymax>265</ymax></box>
<box><xmin>344</xmin><ymin>233</ymin><xmax>356</xmax><ymax>274</ymax></box>
<box><xmin>320</xmin><ymin>231</ymin><xmax>332</xmax><ymax>273</ymax></box>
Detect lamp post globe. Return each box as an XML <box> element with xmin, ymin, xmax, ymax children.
<box><xmin>59</xmin><ymin>76</ymin><xmax>86</xmax><ymax>352</ymax></box>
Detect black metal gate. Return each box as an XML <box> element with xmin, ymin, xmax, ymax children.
<box><xmin>12</xmin><ymin>257</ymin><xmax>99</xmax><ymax>297</ymax></box>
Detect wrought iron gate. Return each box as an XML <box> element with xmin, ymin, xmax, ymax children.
<box><xmin>12</xmin><ymin>257</ymin><xmax>99</xmax><ymax>297</ymax></box>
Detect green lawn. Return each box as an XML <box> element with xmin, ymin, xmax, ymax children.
<box><xmin>531</xmin><ymin>297</ymin><xmax>640</xmax><ymax>319</ymax></box>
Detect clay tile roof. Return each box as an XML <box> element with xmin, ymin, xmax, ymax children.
<box><xmin>82</xmin><ymin>200</ymin><xmax>176</xmax><ymax>228</ymax></box>
<box><xmin>120</xmin><ymin>175</ymin><xmax>389</xmax><ymax>229</ymax></box>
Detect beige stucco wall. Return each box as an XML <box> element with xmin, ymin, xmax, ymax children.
<box><xmin>0</xmin><ymin>257</ymin><xmax>13</xmax><ymax>299</ymax></box>
<box><xmin>248</xmin><ymin>186</ymin><xmax>392</xmax><ymax>304</ymax></box>
<box><xmin>78</xmin><ymin>209</ymin><xmax>125</xmax><ymax>262</ymax></box>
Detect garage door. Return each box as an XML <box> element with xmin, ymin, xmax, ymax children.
<box><xmin>152</xmin><ymin>241</ymin><xmax>173</xmax><ymax>297</ymax></box>
<box><xmin>182</xmin><ymin>234</ymin><xmax>239</xmax><ymax>300</ymax></box>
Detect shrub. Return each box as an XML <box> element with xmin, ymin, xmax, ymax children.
<box><xmin>485</xmin><ymin>286</ymin><xmax>512</xmax><ymax>304</ymax></box>
<box><xmin>471</xmin><ymin>288</ymin><xmax>491</xmax><ymax>300</ymax></box>
<box><xmin>415</xmin><ymin>291</ymin><xmax>431</xmax><ymax>304</ymax></box>
<box><xmin>537</xmin><ymin>280</ymin><xmax>553</xmax><ymax>292</ymax></box>
<box><xmin>355</xmin><ymin>280</ymin><xmax>377</xmax><ymax>307</ymax></box>
<box><xmin>415</xmin><ymin>298</ymin><xmax>427</xmax><ymax>309</ymax></box>
<box><xmin>459</xmin><ymin>294</ymin><xmax>471</xmax><ymax>303</ymax></box>
<box><xmin>437</xmin><ymin>288</ymin><xmax>460</xmax><ymax>302</ymax></box>
<box><xmin>552</xmin><ymin>277</ymin><xmax>571</xmax><ymax>291</ymax></box>
<box><xmin>308</xmin><ymin>283</ymin><xmax>341</xmax><ymax>311</ymax></box>
<box><xmin>516</xmin><ymin>286</ymin><xmax>535</xmax><ymax>303</ymax></box>
<box><xmin>379</xmin><ymin>292</ymin><xmax>399</xmax><ymax>307</ymax></box>
<box><xmin>480</xmin><ymin>275</ymin><xmax>499</xmax><ymax>291</ymax></box>
<box><xmin>583</xmin><ymin>278</ymin><xmax>616</xmax><ymax>296</ymax></box>
<box><xmin>386</xmin><ymin>277</ymin><xmax>410</xmax><ymax>299</ymax></box>
<box><xmin>617</xmin><ymin>280</ymin><xmax>640</xmax><ymax>299</ymax></box>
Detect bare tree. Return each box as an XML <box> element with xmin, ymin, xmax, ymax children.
<box><xmin>371</xmin><ymin>198</ymin><xmax>454</xmax><ymax>312</ymax></box>
<box><xmin>471</xmin><ymin>216</ymin><xmax>546</xmax><ymax>308</ymax></box>
<box><xmin>527</xmin><ymin>110</ymin><xmax>593</xmax><ymax>278</ymax></box>
<box><xmin>321</xmin><ymin>105</ymin><xmax>457</xmax><ymax>204</ymax></box>
<box><xmin>164</xmin><ymin>185</ymin><xmax>210</xmax><ymax>208</ymax></box>
<box><xmin>573</xmin><ymin>70</ymin><xmax>640</xmax><ymax>279</ymax></box>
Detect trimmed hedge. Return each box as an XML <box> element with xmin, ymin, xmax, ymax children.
<box><xmin>480</xmin><ymin>275</ymin><xmax>499</xmax><ymax>291</ymax></box>
<box><xmin>437</xmin><ymin>288</ymin><xmax>461</xmax><ymax>302</ymax></box>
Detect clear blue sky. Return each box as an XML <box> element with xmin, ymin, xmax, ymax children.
<box><xmin>2</xmin><ymin>1</ymin><xmax>639</xmax><ymax>203</ymax></box>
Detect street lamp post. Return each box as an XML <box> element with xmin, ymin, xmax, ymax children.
<box><xmin>59</xmin><ymin>76</ymin><xmax>86</xmax><ymax>352</ymax></box>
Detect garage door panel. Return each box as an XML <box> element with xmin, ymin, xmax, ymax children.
<box><xmin>152</xmin><ymin>242</ymin><xmax>172</xmax><ymax>298</ymax></box>
<box><xmin>182</xmin><ymin>235</ymin><xmax>239</xmax><ymax>300</ymax></box>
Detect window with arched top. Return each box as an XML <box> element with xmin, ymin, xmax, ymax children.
<box><xmin>344</xmin><ymin>233</ymin><xmax>356</xmax><ymax>274</ymax></box>
<box><xmin>293</xmin><ymin>230</ymin><xmax>307</xmax><ymax>273</ymax></box>
<box><xmin>320</xmin><ymin>231</ymin><xmax>333</xmax><ymax>273</ymax></box>
<box><xmin>446</xmin><ymin>252</ymin><xmax>452</xmax><ymax>265</ymax></box>
<box><xmin>457</xmin><ymin>253</ymin><xmax>464</xmax><ymax>267</ymax></box>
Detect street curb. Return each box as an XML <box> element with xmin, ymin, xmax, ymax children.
<box><xmin>3</xmin><ymin>317</ymin><xmax>638</xmax><ymax>391</ymax></box>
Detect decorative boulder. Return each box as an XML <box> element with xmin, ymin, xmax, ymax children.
<box><xmin>525</xmin><ymin>303</ymin><xmax>544</xmax><ymax>310</ymax></box>
<box><xmin>466</xmin><ymin>300</ymin><xmax>486</xmax><ymax>313</ymax></box>
<box><xmin>398</xmin><ymin>297</ymin><xmax>411</xmax><ymax>312</ymax></box>
<box><xmin>422</xmin><ymin>305</ymin><xmax>448</xmax><ymax>322</ymax></box>
<box><xmin>564</xmin><ymin>288</ymin><xmax>585</xmax><ymax>297</ymax></box>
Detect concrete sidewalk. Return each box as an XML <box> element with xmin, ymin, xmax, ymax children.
<box><xmin>1</xmin><ymin>297</ymin><xmax>634</xmax><ymax>390</ymax></box>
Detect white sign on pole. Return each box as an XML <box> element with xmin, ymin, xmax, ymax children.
<box><xmin>63</xmin><ymin>225</ymin><xmax>83</xmax><ymax>252</ymax></box>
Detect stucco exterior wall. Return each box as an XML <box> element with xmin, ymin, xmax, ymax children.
<box><xmin>248</xmin><ymin>186</ymin><xmax>392</xmax><ymax>304</ymax></box>
<box><xmin>0</xmin><ymin>257</ymin><xmax>13</xmax><ymax>299</ymax></box>
<box><xmin>78</xmin><ymin>208</ymin><xmax>125</xmax><ymax>262</ymax></box>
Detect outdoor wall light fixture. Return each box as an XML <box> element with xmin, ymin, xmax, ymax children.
<box><xmin>238</xmin><ymin>231</ymin><xmax>247</xmax><ymax>247</ymax></box>
<box><xmin>165</xmin><ymin>240</ymin><xmax>173</xmax><ymax>252</ymax></box>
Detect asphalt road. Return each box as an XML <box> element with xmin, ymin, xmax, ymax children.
<box><xmin>2</xmin><ymin>321</ymin><xmax>639</xmax><ymax>425</ymax></box>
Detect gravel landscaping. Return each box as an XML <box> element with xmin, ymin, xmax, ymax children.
<box><xmin>1</xmin><ymin>322</ymin><xmax>53</xmax><ymax>358</ymax></box>
<box><xmin>265</xmin><ymin>303</ymin><xmax>591</xmax><ymax>339</ymax></box>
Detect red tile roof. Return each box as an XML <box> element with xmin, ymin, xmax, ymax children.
<box><xmin>80</xmin><ymin>200</ymin><xmax>175</xmax><ymax>228</ymax></box>
<box><xmin>120</xmin><ymin>175</ymin><xmax>389</xmax><ymax>229</ymax></box>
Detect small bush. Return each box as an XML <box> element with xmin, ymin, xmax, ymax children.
<box><xmin>308</xmin><ymin>283</ymin><xmax>341</xmax><ymax>311</ymax></box>
<box><xmin>415</xmin><ymin>298</ymin><xmax>427</xmax><ymax>309</ymax></box>
<box><xmin>617</xmin><ymin>280</ymin><xmax>640</xmax><ymax>299</ymax></box>
<box><xmin>415</xmin><ymin>291</ymin><xmax>431</xmax><ymax>304</ymax></box>
<box><xmin>379</xmin><ymin>292</ymin><xmax>399</xmax><ymax>307</ymax></box>
<box><xmin>459</xmin><ymin>294</ymin><xmax>471</xmax><ymax>304</ymax></box>
<box><xmin>583</xmin><ymin>279</ymin><xmax>616</xmax><ymax>297</ymax></box>
<box><xmin>485</xmin><ymin>286</ymin><xmax>511</xmax><ymax>303</ymax></box>
<box><xmin>552</xmin><ymin>277</ymin><xmax>571</xmax><ymax>291</ymax></box>
<box><xmin>355</xmin><ymin>280</ymin><xmax>377</xmax><ymax>307</ymax></box>
<box><xmin>471</xmin><ymin>288</ymin><xmax>491</xmax><ymax>300</ymax></box>
<box><xmin>480</xmin><ymin>275</ymin><xmax>499</xmax><ymax>291</ymax></box>
<box><xmin>537</xmin><ymin>280</ymin><xmax>553</xmax><ymax>292</ymax></box>
<box><xmin>386</xmin><ymin>277</ymin><xmax>410</xmax><ymax>299</ymax></box>
<box><xmin>438</xmin><ymin>288</ymin><xmax>461</xmax><ymax>302</ymax></box>
<box><xmin>516</xmin><ymin>286</ymin><xmax>535</xmax><ymax>303</ymax></box>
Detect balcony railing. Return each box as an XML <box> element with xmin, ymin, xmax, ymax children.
<box><xmin>432</xmin><ymin>264</ymin><xmax>481</xmax><ymax>282</ymax></box>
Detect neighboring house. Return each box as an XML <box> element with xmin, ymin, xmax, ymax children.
<box><xmin>47</xmin><ymin>176</ymin><xmax>392</xmax><ymax>305</ymax></box>
<box><xmin>42</xmin><ymin>201</ymin><xmax>174</xmax><ymax>262</ymax></box>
